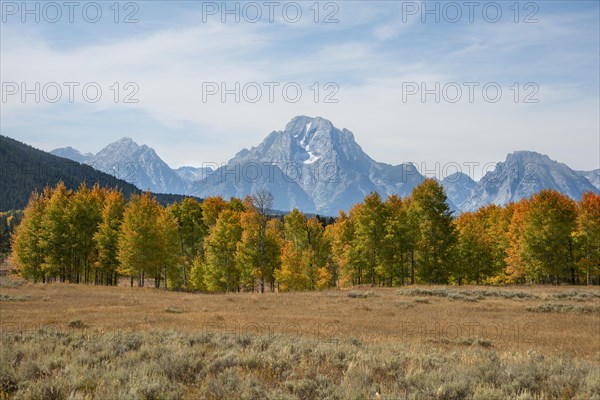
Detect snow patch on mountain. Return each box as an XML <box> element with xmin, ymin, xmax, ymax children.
<box><xmin>175</xmin><ymin>166</ymin><xmax>213</xmax><ymax>182</ymax></box>
<box><xmin>210</xmin><ymin>115</ymin><xmax>425</xmax><ymax>215</ymax></box>
<box><xmin>52</xmin><ymin>138</ymin><xmax>190</xmax><ymax>195</ymax></box>
<box><xmin>304</xmin><ymin>151</ymin><xmax>320</xmax><ymax>164</ymax></box>
<box><xmin>52</xmin><ymin>118</ymin><xmax>597</xmax><ymax>215</ymax></box>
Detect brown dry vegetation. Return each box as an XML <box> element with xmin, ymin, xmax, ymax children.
<box><xmin>1</xmin><ymin>277</ymin><xmax>599</xmax><ymax>399</ymax></box>
<box><xmin>2</xmin><ymin>279</ymin><xmax>599</xmax><ymax>356</ymax></box>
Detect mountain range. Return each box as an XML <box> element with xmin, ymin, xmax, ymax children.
<box><xmin>51</xmin><ymin>139</ymin><xmax>188</xmax><ymax>194</ymax></box>
<box><xmin>460</xmin><ymin>152</ymin><xmax>598</xmax><ymax>212</ymax></box>
<box><xmin>50</xmin><ymin>116</ymin><xmax>598</xmax><ymax>215</ymax></box>
<box><xmin>0</xmin><ymin>135</ymin><xmax>195</xmax><ymax>212</ymax></box>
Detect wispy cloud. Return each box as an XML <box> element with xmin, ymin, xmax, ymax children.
<box><xmin>1</xmin><ymin>1</ymin><xmax>598</xmax><ymax>172</ymax></box>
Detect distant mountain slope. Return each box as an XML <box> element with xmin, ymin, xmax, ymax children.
<box><xmin>441</xmin><ymin>172</ymin><xmax>477</xmax><ymax>211</ymax></box>
<box><xmin>46</xmin><ymin>117</ymin><xmax>598</xmax><ymax>215</ymax></box>
<box><xmin>175</xmin><ymin>166</ymin><xmax>213</xmax><ymax>183</ymax></box>
<box><xmin>52</xmin><ymin>138</ymin><xmax>188</xmax><ymax>195</ymax></box>
<box><xmin>462</xmin><ymin>151</ymin><xmax>598</xmax><ymax>212</ymax></box>
<box><xmin>50</xmin><ymin>147</ymin><xmax>93</xmax><ymax>164</ymax></box>
<box><xmin>192</xmin><ymin>162</ymin><xmax>317</xmax><ymax>213</ymax></box>
<box><xmin>212</xmin><ymin>116</ymin><xmax>425</xmax><ymax>215</ymax></box>
<box><xmin>0</xmin><ymin>135</ymin><xmax>197</xmax><ymax>211</ymax></box>
<box><xmin>577</xmin><ymin>169</ymin><xmax>600</xmax><ymax>190</ymax></box>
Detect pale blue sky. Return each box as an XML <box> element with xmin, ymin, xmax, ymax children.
<box><xmin>1</xmin><ymin>1</ymin><xmax>599</xmax><ymax>178</ymax></box>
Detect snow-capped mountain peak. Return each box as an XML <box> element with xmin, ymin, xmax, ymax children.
<box><xmin>461</xmin><ymin>150</ymin><xmax>597</xmax><ymax>211</ymax></box>
<box><xmin>52</xmin><ymin>137</ymin><xmax>188</xmax><ymax>195</ymax></box>
<box><xmin>51</xmin><ymin>119</ymin><xmax>598</xmax><ymax>215</ymax></box>
<box><xmin>202</xmin><ymin>116</ymin><xmax>423</xmax><ymax>214</ymax></box>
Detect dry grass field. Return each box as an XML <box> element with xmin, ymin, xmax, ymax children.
<box><xmin>1</xmin><ymin>277</ymin><xmax>599</xmax><ymax>399</ymax></box>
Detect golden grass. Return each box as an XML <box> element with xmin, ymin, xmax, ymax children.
<box><xmin>1</xmin><ymin>278</ymin><xmax>599</xmax><ymax>358</ymax></box>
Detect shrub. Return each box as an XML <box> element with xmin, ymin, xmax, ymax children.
<box><xmin>67</xmin><ymin>319</ymin><xmax>86</xmax><ymax>329</ymax></box>
<box><xmin>0</xmin><ymin>294</ymin><xmax>31</xmax><ymax>302</ymax></box>
<box><xmin>458</xmin><ymin>337</ymin><xmax>493</xmax><ymax>348</ymax></box>
<box><xmin>1</xmin><ymin>328</ymin><xmax>598</xmax><ymax>399</ymax></box>
<box><xmin>547</xmin><ymin>290</ymin><xmax>600</xmax><ymax>302</ymax></box>
<box><xmin>447</xmin><ymin>292</ymin><xmax>482</xmax><ymax>302</ymax></box>
<box><xmin>0</xmin><ymin>277</ymin><xmax>27</xmax><ymax>288</ymax></box>
<box><xmin>397</xmin><ymin>288</ymin><xmax>538</xmax><ymax>300</ymax></box>
<box><xmin>165</xmin><ymin>305</ymin><xmax>184</xmax><ymax>314</ymax></box>
<box><xmin>425</xmin><ymin>337</ymin><xmax>492</xmax><ymax>348</ymax></box>
<box><xmin>526</xmin><ymin>303</ymin><xmax>600</xmax><ymax>314</ymax></box>
<box><xmin>395</xmin><ymin>301</ymin><xmax>415</xmax><ymax>309</ymax></box>
<box><xmin>347</xmin><ymin>290</ymin><xmax>378</xmax><ymax>299</ymax></box>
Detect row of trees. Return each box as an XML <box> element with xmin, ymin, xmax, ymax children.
<box><xmin>11</xmin><ymin>184</ymin><xmax>181</xmax><ymax>288</ymax></box>
<box><xmin>11</xmin><ymin>180</ymin><xmax>600</xmax><ymax>290</ymax></box>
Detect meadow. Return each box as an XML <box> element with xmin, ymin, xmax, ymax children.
<box><xmin>1</xmin><ymin>277</ymin><xmax>599</xmax><ymax>399</ymax></box>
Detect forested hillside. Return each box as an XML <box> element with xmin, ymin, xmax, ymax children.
<box><xmin>0</xmin><ymin>135</ymin><xmax>198</xmax><ymax>211</ymax></box>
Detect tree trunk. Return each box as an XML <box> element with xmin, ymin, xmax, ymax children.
<box><xmin>260</xmin><ymin>224</ymin><xmax>265</xmax><ymax>294</ymax></box>
<box><xmin>164</xmin><ymin>267</ymin><xmax>168</xmax><ymax>290</ymax></box>
<box><xmin>410</xmin><ymin>251</ymin><xmax>415</xmax><ymax>285</ymax></box>
<box><xmin>371</xmin><ymin>249</ymin><xmax>376</xmax><ymax>287</ymax></box>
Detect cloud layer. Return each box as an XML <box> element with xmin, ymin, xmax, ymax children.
<box><xmin>1</xmin><ymin>1</ymin><xmax>598</xmax><ymax>176</ymax></box>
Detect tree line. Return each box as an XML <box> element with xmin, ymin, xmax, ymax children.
<box><xmin>10</xmin><ymin>180</ymin><xmax>600</xmax><ymax>290</ymax></box>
